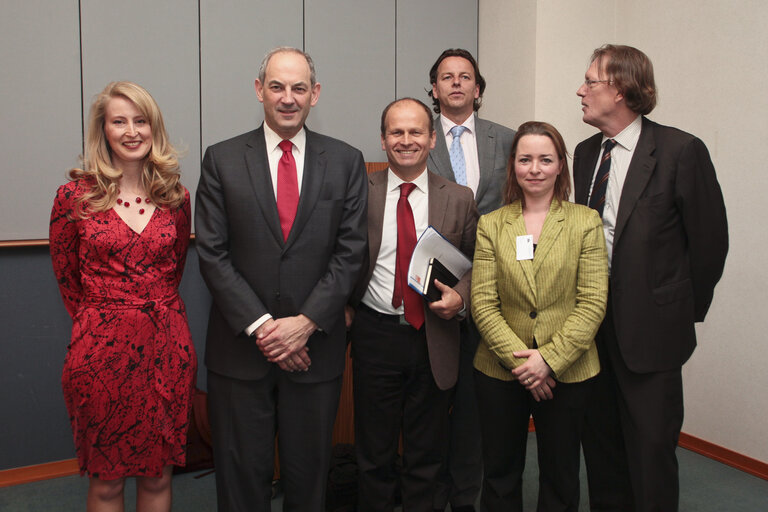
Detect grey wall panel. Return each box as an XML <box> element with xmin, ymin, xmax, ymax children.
<box><xmin>80</xmin><ymin>0</ymin><xmax>201</xmax><ymax>216</ymax></box>
<box><xmin>305</xmin><ymin>0</ymin><xmax>395</xmax><ymax>161</ymax></box>
<box><xmin>200</xmin><ymin>0</ymin><xmax>303</xmax><ymax>151</ymax></box>
<box><xmin>0</xmin><ymin>0</ymin><xmax>478</xmax><ymax>241</ymax></box>
<box><xmin>0</xmin><ymin>1</ymin><xmax>82</xmax><ymax>240</ymax></box>
<box><xmin>395</xmin><ymin>0</ymin><xmax>478</xmax><ymax>109</ymax></box>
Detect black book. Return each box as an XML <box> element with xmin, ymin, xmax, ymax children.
<box><xmin>424</xmin><ymin>257</ymin><xmax>459</xmax><ymax>302</ymax></box>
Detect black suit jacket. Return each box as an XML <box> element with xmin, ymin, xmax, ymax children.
<box><xmin>196</xmin><ymin>125</ymin><xmax>368</xmax><ymax>383</ymax></box>
<box><xmin>573</xmin><ymin>117</ymin><xmax>728</xmax><ymax>373</ymax></box>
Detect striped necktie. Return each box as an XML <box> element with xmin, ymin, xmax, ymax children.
<box><xmin>588</xmin><ymin>138</ymin><xmax>617</xmax><ymax>217</ymax></box>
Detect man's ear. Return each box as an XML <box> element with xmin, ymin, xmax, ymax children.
<box><xmin>254</xmin><ymin>79</ymin><xmax>264</xmax><ymax>103</ymax></box>
<box><xmin>310</xmin><ymin>83</ymin><xmax>321</xmax><ymax>107</ymax></box>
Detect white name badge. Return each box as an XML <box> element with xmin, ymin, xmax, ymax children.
<box><xmin>516</xmin><ymin>235</ymin><xmax>534</xmax><ymax>261</ymax></box>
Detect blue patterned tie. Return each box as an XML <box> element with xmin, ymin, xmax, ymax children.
<box><xmin>449</xmin><ymin>125</ymin><xmax>468</xmax><ymax>186</ymax></box>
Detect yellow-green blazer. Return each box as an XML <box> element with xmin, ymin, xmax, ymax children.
<box><xmin>471</xmin><ymin>200</ymin><xmax>608</xmax><ymax>383</ymax></box>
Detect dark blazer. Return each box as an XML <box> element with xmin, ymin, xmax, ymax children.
<box><xmin>195</xmin><ymin>125</ymin><xmax>368</xmax><ymax>383</ymax></box>
<box><xmin>573</xmin><ymin>117</ymin><xmax>728</xmax><ymax>373</ymax></box>
<box><xmin>428</xmin><ymin>114</ymin><xmax>515</xmax><ymax>215</ymax></box>
<box><xmin>353</xmin><ymin>170</ymin><xmax>479</xmax><ymax>390</ymax></box>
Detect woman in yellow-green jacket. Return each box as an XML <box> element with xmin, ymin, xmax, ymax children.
<box><xmin>471</xmin><ymin>121</ymin><xmax>609</xmax><ymax>512</ymax></box>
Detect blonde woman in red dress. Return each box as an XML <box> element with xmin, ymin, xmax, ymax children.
<box><xmin>49</xmin><ymin>81</ymin><xmax>196</xmax><ymax>512</ymax></box>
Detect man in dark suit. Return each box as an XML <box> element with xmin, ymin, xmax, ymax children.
<box><xmin>195</xmin><ymin>47</ymin><xmax>367</xmax><ymax>512</ymax></box>
<box><xmin>574</xmin><ymin>44</ymin><xmax>728</xmax><ymax>512</ymax></box>
<box><xmin>346</xmin><ymin>98</ymin><xmax>478</xmax><ymax>511</ymax></box>
<box><xmin>426</xmin><ymin>48</ymin><xmax>515</xmax><ymax>512</ymax></box>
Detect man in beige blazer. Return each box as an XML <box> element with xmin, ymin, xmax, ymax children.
<box><xmin>347</xmin><ymin>98</ymin><xmax>479</xmax><ymax>511</ymax></box>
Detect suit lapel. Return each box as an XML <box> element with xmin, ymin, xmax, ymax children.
<box><xmin>614</xmin><ymin>117</ymin><xmax>656</xmax><ymax>245</ymax></box>
<box><xmin>504</xmin><ymin>203</ymin><xmax>537</xmax><ymax>298</ymax></box>
<box><xmin>533</xmin><ymin>201</ymin><xmax>564</xmax><ymax>275</ymax></box>
<box><xmin>244</xmin><ymin>127</ymin><xmax>284</xmax><ymax>245</ymax></box>
<box><xmin>474</xmin><ymin>116</ymin><xmax>495</xmax><ymax>203</ymax></box>
<box><xmin>573</xmin><ymin>133</ymin><xmax>602</xmax><ymax>205</ymax></box>
<box><xmin>427</xmin><ymin>171</ymin><xmax>448</xmax><ymax>229</ymax></box>
<box><xmin>367</xmin><ymin>170</ymin><xmax>388</xmax><ymax>275</ymax></box>
<box><xmin>428</xmin><ymin>119</ymin><xmax>456</xmax><ymax>182</ymax></box>
<box><xmin>286</xmin><ymin>129</ymin><xmax>327</xmax><ymax>250</ymax></box>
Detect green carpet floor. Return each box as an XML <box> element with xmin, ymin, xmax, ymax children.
<box><xmin>2</xmin><ymin>436</ymin><xmax>766</xmax><ymax>511</ymax></box>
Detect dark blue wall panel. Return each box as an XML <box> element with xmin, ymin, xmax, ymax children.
<box><xmin>0</xmin><ymin>245</ymin><xmax>211</xmax><ymax>471</ymax></box>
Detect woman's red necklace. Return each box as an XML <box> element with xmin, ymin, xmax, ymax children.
<box><xmin>117</xmin><ymin>192</ymin><xmax>152</xmax><ymax>214</ymax></box>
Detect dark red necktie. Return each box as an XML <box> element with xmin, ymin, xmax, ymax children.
<box><xmin>277</xmin><ymin>140</ymin><xmax>299</xmax><ymax>241</ymax></box>
<box><xmin>392</xmin><ymin>182</ymin><xmax>424</xmax><ymax>329</ymax></box>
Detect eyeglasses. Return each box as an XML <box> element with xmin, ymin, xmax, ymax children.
<box><xmin>583</xmin><ymin>79</ymin><xmax>614</xmax><ymax>88</ymax></box>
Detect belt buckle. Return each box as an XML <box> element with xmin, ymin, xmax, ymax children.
<box><xmin>398</xmin><ymin>315</ymin><xmax>410</xmax><ymax>326</ymax></box>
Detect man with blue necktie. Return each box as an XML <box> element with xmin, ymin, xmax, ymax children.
<box><xmin>427</xmin><ymin>48</ymin><xmax>516</xmax><ymax>512</ymax></box>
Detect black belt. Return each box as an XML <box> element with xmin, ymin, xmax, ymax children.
<box><xmin>358</xmin><ymin>302</ymin><xmax>411</xmax><ymax>326</ymax></box>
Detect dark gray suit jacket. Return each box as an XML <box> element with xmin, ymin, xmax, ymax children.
<box><xmin>196</xmin><ymin>125</ymin><xmax>368</xmax><ymax>383</ymax></box>
<box><xmin>573</xmin><ymin>117</ymin><xmax>728</xmax><ymax>373</ymax></box>
<box><xmin>352</xmin><ymin>170</ymin><xmax>479</xmax><ymax>390</ymax></box>
<box><xmin>428</xmin><ymin>114</ymin><xmax>515</xmax><ymax>215</ymax></box>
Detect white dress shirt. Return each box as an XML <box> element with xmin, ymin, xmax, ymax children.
<box><xmin>263</xmin><ymin>122</ymin><xmax>307</xmax><ymax>196</ymax></box>
<box><xmin>440</xmin><ymin>114</ymin><xmax>480</xmax><ymax>195</ymax></box>
<box><xmin>245</xmin><ymin>124</ymin><xmax>308</xmax><ymax>335</ymax></box>
<box><xmin>362</xmin><ymin>169</ymin><xmax>430</xmax><ymax>315</ymax></box>
<box><xmin>587</xmin><ymin>115</ymin><xmax>642</xmax><ymax>270</ymax></box>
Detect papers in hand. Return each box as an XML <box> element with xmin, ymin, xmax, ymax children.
<box><xmin>408</xmin><ymin>226</ymin><xmax>472</xmax><ymax>300</ymax></box>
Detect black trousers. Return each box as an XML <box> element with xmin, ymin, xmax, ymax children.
<box><xmin>582</xmin><ymin>309</ymin><xmax>684</xmax><ymax>512</ymax></box>
<box><xmin>435</xmin><ymin>319</ymin><xmax>483</xmax><ymax>510</ymax></box>
<box><xmin>207</xmin><ymin>368</ymin><xmax>342</xmax><ymax>512</ymax></box>
<box><xmin>475</xmin><ymin>370</ymin><xmax>592</xmax><ymax>512</ymax></box>
<box><xmin>581</xmin><ymin>324</ymin><xmax>635</xmax><ymax>512</ymax></box>
<box><xmin>351</xmin><ymin>305</ymin><xmax>450</xmax><ymax>512</ymax></box>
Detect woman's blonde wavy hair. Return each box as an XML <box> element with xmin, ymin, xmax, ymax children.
<box><xmin>69</xmin><ymin>81</ymin><xmax>184</xmax><ymax>217</ymax></box>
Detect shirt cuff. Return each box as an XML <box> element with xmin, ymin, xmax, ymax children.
<box><xmin>245</xmin><ymin>314</ymin><xmax>272</xmax><ymax>336</ymax></box>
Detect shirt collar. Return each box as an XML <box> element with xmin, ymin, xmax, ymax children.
<box><xmin>263</xmin><ymin>122</ymin><xmax>306</xmax><ymax>154</ymax></box>
<box><xmin>604</xmin><ymin>115</ymin><xmax>642</xmax><ymax>152</ymax></box>
<box><xmin>387</xmin><ymin>167</ymin><xmax>429</xmax><ymax>194</ymax></box>
<box><xmin>440</xmin><ymin>112</ymin><xmax>475</xmax><ymax>135</ymax></box>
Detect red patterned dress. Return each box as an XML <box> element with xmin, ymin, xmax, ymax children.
<box><xmin>49</xmin><ymin>180</ymin><xmax>197</xmax><ymax>480</ymax></box>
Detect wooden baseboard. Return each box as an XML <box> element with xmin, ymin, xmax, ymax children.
<box><xmin>0</xmin><ymin>459</ymin><xmax>79</xmax><ymax>488</ymax></box>
<box><xmin>2</xmin><ymin>432</ymin><xmax>767</xmax><ymax>487</ymax></box>
<box><xmin>678</xmin><ymin>432</ymin><xmax>768</xmax><ymax>481</ymax></box>
<box><xmin>530</xmin><ymin>419</ymin><xmax>767</xmax><ymax>481</ymax></box>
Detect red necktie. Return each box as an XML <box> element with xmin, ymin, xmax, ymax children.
<box><xmin>392</xmin><ymin>182</ymin><xmax>424</xmax><ymax>329</ymax></box>
<box><xmin>277</xmin><ymin>140</ymin><xmax>299</xmax><ymax>241</ymax></box>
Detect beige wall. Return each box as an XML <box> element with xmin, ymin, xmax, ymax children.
<box><xmin>480</xmin><ymin>0</ymin><xmax>768</xmax><ymax>463</ymax></box>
